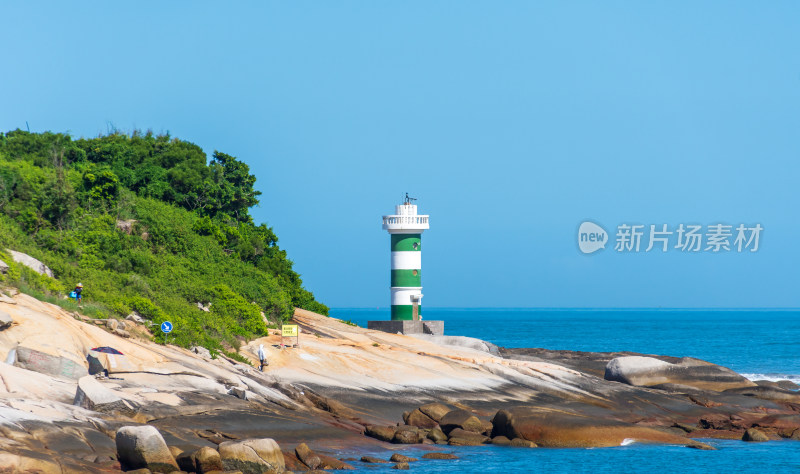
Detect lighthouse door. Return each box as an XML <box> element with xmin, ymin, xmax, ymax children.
<box><xmin>412</xmin><ymin>301</ymin><xmax>419</xmax><ymax>321</ymax></box>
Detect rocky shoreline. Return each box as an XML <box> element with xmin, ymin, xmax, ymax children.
<box><xmin>0</xmin><ymin>293</ymin><xmax>799</xmax><ymax>473</ymax></box>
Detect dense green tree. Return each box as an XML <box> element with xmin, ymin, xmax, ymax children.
<box><xmin>0</xmin><ymin>129</ymin><xmax>328</xmax><ymax>353</ymax></box>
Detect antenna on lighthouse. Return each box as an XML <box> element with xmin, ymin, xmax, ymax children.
<box><xmin>404</xmin><ymin>192</ymin><xmax>417</xmax><ymax>204</ymax></box>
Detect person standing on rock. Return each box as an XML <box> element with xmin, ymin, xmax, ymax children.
<box><xmin>74</xmin><ymin>283</ymin><xmax>83</xmax><ymax>306</ymax></box>
<box><xmin>258</xmin><ymin>343</ymin><xmax>268</xmax><ymax>371</ymax></box>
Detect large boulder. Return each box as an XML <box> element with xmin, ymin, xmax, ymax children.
<box><xmin>427</xmin><ymin>427</ymin><xmax>447</xmax><ymax>443</ymax></box>
<box><xmin>447</xmin><ymin>428</ymin><xmax>489</xmax><ymax>445</ymax></box>
<box><xmin>218</xmin><ymin>438</ymin><xmax>285</xmax><ymax>473</ymax></box>
<box><xmin>404</xmin><ymin>408</ymin><xmax>438</xmax><ymax>429</ymax></box>
<box><xmin>365</xmin><ymin>425</ymin><xmax>397</xmax><ymax>442</ymax></box>
<box><xmin>5</xmin><ymin>249</ymin><xmax>54</xmax><ymax>277</ymax></box>
<box><xmin>743</xmin><ymin>428</ymin><xmax>769</xmax><ymax>442</ymax></box>
<box><xmin>115</xmin><ymin>426</ymin><xmax>179</xmax><ymax>473</ymax></box>
<box><xmin>74</xmin><ymin>375</ymin><xmax>137</xmax><ymax>416</ymax></box>
<box><xmin>604</xmin><ymin>356</ymin><xmax>756</xmax><ymax>391</ymax></box>
<box><xmin>295</xmin><ymin>443</ymin><xmax>321</xmax><ymax>470</ymax></box>
<box><xmin>194</xmin><ymin>447</ymin><xmax>223</xmax><ymax>472</ymax></box>
<box><xmin>439</xmin><ymin>409</ymin><xmax>483</xmax><ymax>434</ymax></box>
<box><xmin>490</xmin><ymin>407</ymin><xmax>690</xmax><ymax>448</ymax></box>
<box><xmin>392</xmin><ymin>426</ymin><xmax>420</xmax><ymax>444</ymax></box>
<box><xmin>418</xmin><ymin>403</ymin><xmax>452</xmax><ymax>423</ymax></box>
<box><xmin>177</xmin><ymin>446</ymin><xmax>223</xmax><ymax>473</ymax></box>
<box><xmin>14</xmin><ymin>345</ymin><xmax>87</xmax><ymax>379</ymax></box>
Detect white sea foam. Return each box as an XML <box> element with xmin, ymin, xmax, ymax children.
<box><xmin>620</xmin><ymin>438</ymin><xmax>636</xmax><ymax>446</ymax></box>
<box><xmin>741</xmin><ymin>373</ymin><xmax>800</xmax><ymax>383</ymax></box>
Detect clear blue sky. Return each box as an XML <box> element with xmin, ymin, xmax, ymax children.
<box><xmin>2</xmin><ymin>2</ymin><xmax>798</xmax><ymax>308</ymax></box>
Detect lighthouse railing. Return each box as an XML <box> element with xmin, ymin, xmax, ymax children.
<box><xmin>382</xmin><ymin>215</ymin><xmax>429</xmax><ymax>225</ymax></box>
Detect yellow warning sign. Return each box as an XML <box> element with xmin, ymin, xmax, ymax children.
<box><xmin>282</xmin><ymin>325</ymin><xmax>298</xmax><ymax>337</ymax></box>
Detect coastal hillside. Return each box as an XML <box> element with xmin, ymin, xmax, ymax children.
<box><xmin>0</xmin><ymin>129</ymin><xmax>327</xmax><ymax>354</ymax></box>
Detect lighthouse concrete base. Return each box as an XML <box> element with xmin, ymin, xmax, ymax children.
<box><xmin>367</xmin><ymin>320</ymin><xmax>444</xmax><ymax>336</ymax></box>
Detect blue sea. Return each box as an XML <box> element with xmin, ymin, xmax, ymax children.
<box><xmin>329</xmin><ymin>308</ymin><xmax>800</xmax><ymax>473</ymax></box>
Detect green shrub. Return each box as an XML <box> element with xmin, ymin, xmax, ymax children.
<box><xmin>0</xmin><ymin>129</ymin><xmax>328</xmax><ymax>351</ymax></box>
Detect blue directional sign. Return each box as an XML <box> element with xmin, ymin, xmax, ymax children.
<box><xmin>161</xmin><ymin>321</ymin><xmax>173</xmax><ymax>334</ymax></box>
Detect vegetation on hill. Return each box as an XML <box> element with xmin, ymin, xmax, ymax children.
<box><xmin>0</xmin><ymin>129</ymin><xmax>327</xmax><ymax>354</ymax></box>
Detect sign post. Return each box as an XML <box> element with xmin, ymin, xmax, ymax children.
<box><xmin>281</xmin><ymin>324</ymin><xmax>298</xmax><ymax>348</ymax></box>
<box><xmin>161</xmin><ymin>321</ymin><xmax>173</xmax><ymax>345</ymax></box>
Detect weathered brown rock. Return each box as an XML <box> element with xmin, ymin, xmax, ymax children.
<box><xmin>392</xmin><ymin>462</ymin><xmax>410</xmax><ymax>470</ymax></box>
<box><xmin>439</xmin><ymin>409</ymin><xmax>483</xmax><ymax>434</ymax></box>
<box><xmin>418</xmin><ymin>403</ymin><xmax>452</xmax><ymax>423</ymax></box>
<box><xmin>390</xmin><ymin>453</ymin><xmax>417</xmax><ymax>463</ymax></box>
<box><xmin>303</xmin><ymin>390</ymin><xmax>356</xmax><ymax>419</ymax></box>
<box><xmin>743</xmin><ymin>428</ymin><xmax>769</xmax><ymax>442</ymax></box>
<box><xmin>193</xmin><ymin>446</ymin><xmax>224</xmax><ymax>473</ymax></box>
<box><xmin>281</xmin><ymin>451</ymin><xmax>306</xmax><ymax>471</ymax></box>
<box><xmin>491</xmin><ymin>408</ymin><xmax>690</xmax><ymax>448</ymax></box>
<box><xmin>448</xmin><ymin>437</ymin><xmax>483</xmax><ymax>446</ymax></box>
<box><xmin>295</xmin><ymin>443</ymin><xmax>321</xmax><ymax>469</ymax></box>
<box><xmin>218</xmin><ymin>438</ymin><xmax>285</xmax><ymax>473</ymax></box>
<box><xmin>427</xmin><ymin>427</ymin><xmax>447</xmax><ymax>443</ymax></box>
<box><xmin>605</xmin><ymin>356</ymin><xmax>756</xmax><ymax>392</ymax></box>
<box><xmin>672</xmin><ymin>423</ymin><xmax>696</xmax><ymax>433</ymax></box>
<box><xmin>753</xmin><ymin>414</ymin><xmax>800</xmax><ymax>432</ymax></box>
<box><xmin>447</xmin><ymin>428</ymin><xmax>489</xmax><ymax>445</ymax></box>
<box><xmin>361</xmin><ymin>456</ymin><xmax>389</xmax><ymax>463</ymax></box>
<box><xmin>699</xmin><ymin>414</ymin><xmax>738</xmax><ymax>431</ymax></box>
<box><xmin>175</xmin><ymin>450</ymin><xmax>195</xmax><ymax>472</ymax></box>
<box><xmin>421</xmin><ymin>452</ymin><xmax>458</xmax><ymax>460</ymax></box>
<box><xmin>509</xmin><ymin>438</ymin><xmax>537</xmax><ymax>447</ymax></box>
<box><xmin>480</xmin><ymin>420</ymin><xmax>494</xmax><ymax>435</ymax></box>
<box><xmin>685</xmin><ymin>440</ymin><xmax>716</xmax><ymax>450</ymax></box>
<box><xmin>491</xmin><ymin>435</ymin><xmax>511</xmax><ymax>446</ymax></box>
<box><xmin>115</xmin><ymin>425</ymin><xmax>179</xmax><ymax>473</ymax></box>
<box><xmin>365</xmin><ymin>425</ymin><xmax>397</xmax><ymax>442</ymax></box>
<box><xmin>404</xmin><ymin>408</ymin><xmax>438</xmax><ymax>429</ymax></box>
<box><xmin>393</xmin><ymin>427</ymin><xmax>420</xmax><ymax>444</ymax></box>
<box><xmin>685</xmin><ymin>429</ymin><xmax>743</xmax><ymax>440</ymax></box>
<box><xmin>317</xmin><ymin>453</ymin><xmax>354</xmax><ymax>470</ymax></box>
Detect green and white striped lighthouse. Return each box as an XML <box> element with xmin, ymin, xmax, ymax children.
<box><xmin>382</xmin><ymin>194</ymin><xmax>430</xmax><ymax>321</ymax></box>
